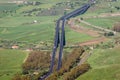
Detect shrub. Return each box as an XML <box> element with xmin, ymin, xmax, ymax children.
<box><xmin>63</xmin><ymin>64</ymin><xmax>90</xmax><ymax>80</ymax></box>
<box><xmin>12</xmin><ymin>73</ymin><xmax>31</xmax><ymax>80</ymax></box>
<box><xmin>46</xmin><ymin>47</ymin><xmax>85</xmax><ymax>80</ymax></box>
<box><xmin>22</xmin><ymin>51</ymin><xmax>50</xmax><ymax>72</ymax></box>
<box><xmin>113</xmin><ymin>22</ymin><xmax>120</xmax><ymax>32</ymax></box>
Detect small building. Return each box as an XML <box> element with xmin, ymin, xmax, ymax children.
<box><xmin>26</xmin><ymin>48</ymin><xmax>33</xmax><ymax>52</ymax></box>
<box><xmin>12</xmin><ymin>45</ymin><xmax>19</xmax><ymax>49</ymax></box>
<box><xmin>33</xmin><ymin>20</ymin><xmax>38</xmax><ymax>23</ymax></box>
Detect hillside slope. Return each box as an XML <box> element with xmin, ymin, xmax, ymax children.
<box><xmin>77</xmin><ymin>46</ymin><xmax>120</xmax><ymax>80</ymax></box>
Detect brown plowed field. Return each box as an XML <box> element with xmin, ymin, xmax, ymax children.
<box><xmin>68</xmin><ymin>19</ymin><xmax>108</xmax><ymax>46</ymax></box>
<box><xmin>79</xmin><ymin>37</ymin><xmax>108</xmax><ymax>46</ymax></box>
<box><xmin>70</xmin><ymin>25</ymin><xmax>100</xmax><ymax>37</ymax></box>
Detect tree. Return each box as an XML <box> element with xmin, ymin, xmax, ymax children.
<box><xmin>45</xmin><ymin>47</ymin><xmax>85</xmax><ymax>80</ymax></box>
<box><xmin>63</xmin><ymin>64</ymin><xmax>90</xmax><ymax>80</ymax></box>
<box><xmin>113</xmin><ymin>22</ymin><xmax>120</xmax><ymax>32</ymax></box>
<box><xmin>22</xmin><ymin>51</ymin><xmax>51</xmax><ymax>75</ymax></box>
<box><xmin>12</xmin><ymin>73</ymin><xmax>21</xmax><ymax>80</ymax></box>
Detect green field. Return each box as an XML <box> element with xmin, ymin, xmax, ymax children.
<box><xmin>77</xmin><ymin>46</ymin><xmax>120</xmax><ymax>80</ymax></box>
<box><xmin>0</xmin><ymin>0</ymin><xmax>120</xmax><ymax>80</ymax></box>
<box><xmin>0</xmin><ymin>0</ymin><xmax>119</xmax><ymax>43</ymax></box>
<box><xmin>0</xmin><ymin>1</ymin><xmax>94</xmax><ymax>43</ymax></box>
<box><xmin>0</xmin><ymin>16</ymin><xmax>57</xmax><ymax>42</ymax></box>
<box><xmin>84</xmin><ymin>17</ymin><xmax>120</xmax><ymax>29</ymax></box>
<box><xmin>0</xmin><ymin>3</ymin><xmax>18</xmax><ymax>11</ymax></box>
<box><xmin>0</xmin><ymin>49</ymin><xmax>28</xmax><ymax>80</ymax></box>
<box><xmin>65</xmin><ymin>27</ymin><xmax>93</xmax><ymax>44</ymax></box>
<box><xmin>0</xmin><ymin>15</ymin><xmax>94</xmax><ymax>43</ymax></box>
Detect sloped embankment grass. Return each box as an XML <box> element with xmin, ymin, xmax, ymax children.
<box><xmin>77</xmin><ymin>46</ymin><xmax>120</xmax><ymax>80</ymax></box>
<box><xmin>0</xmin><ymin>49</ymin><xmax>28</xmax><ymax>80</ymax></box>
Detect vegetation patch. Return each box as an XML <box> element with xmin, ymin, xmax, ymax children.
<box><xmin>45</xmin><ymin>47</ymin><xmax>87</xmax><ymax>80</ymax></box>
<box><xmin>0</xmin><ymin>49</ymin><xmax>28</xmax><ymax>80</ymax></box>
<box><xmin>77</xmin><ymin>46</ymin><xmax>120</xmax><ymax>80</ymax></box>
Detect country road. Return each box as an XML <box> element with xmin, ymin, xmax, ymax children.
<box><xmin>67</xmin><ymin>19</ymin><xmax>108</xmax><ymax>46</ymax></box>
<box><xmin>80</xmin><ymin>20</ymin><xmax>116</xmax><ymax>33</ymax></box>
<box><xmin>67</xmin><ymin>19</ymin><xmax>100</xmax><ymax>37</ymax></box>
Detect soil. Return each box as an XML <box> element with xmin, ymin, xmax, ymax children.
<box><xmin>67</xmin><ymin>19</ymin><xmax>100</xmax><ymax>37</ymax></box>
<box><xmin>79</xmin><ymin>37</ymin><xmax>108</xmax><ymax>46</ymax></box>
<box><xmin>67</xmin><ymin>19</ymin><xmax>108</xmax><ymax>46</ymax></box>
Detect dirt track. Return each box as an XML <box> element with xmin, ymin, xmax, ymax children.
<box><xmin>70</xmin><ymin>25</ymin><xmax>100</xmax><ymax>37</ymax></box>
<box><xmin>67</xmin><ymin>19</ymin><xmax>108</xmax><ymax>46</ymax></box>
<box><xmin>68</xmin><ymin>20</ymin><xmax>100</xmax><ymax>37</ymax></box>
<box><xmin>80</xmin><ymin>20</ymin><xmax>115</xmax><ymax>33</ymax></box>
<box><xmin>71</xmin><ymin>13</ymin><xmax>119</xmax><ymax>66</ymax></box>
<box><xmin>79</xmin><ymin>37</ymin><xmax>107</xmax><ymax>46</ymax></box>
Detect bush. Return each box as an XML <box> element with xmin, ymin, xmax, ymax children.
<box><xmin>63</xmin><ymin>64</ymin><xmax>90</xmax><ymax>80</ymax></box>
<box><xmin>12</xmin><ymin>73</ymin><xmax>31</xmax><ymax>80</ymax></box>
<box><xmin>46</xmin><ymin>47</ymin><xmax>85</xmax><ymax>80</ymax></box>
<box><xmin>113</xmin><ymin>22</ymin><xmax>120</xmax><ymax>32</ymax></box>
<box><xmin>104</xmin><ymin>32</ymin><xmax>114</xmax><ymax>36</ymax></box>
<box><xmin>22</xmin><ymin>51</ymin><xmax>50</xmax><ymax>72</ymax></box>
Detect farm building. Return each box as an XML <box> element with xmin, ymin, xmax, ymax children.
<box><xmin>12</xmin><ymin>45</ymin><xmax>19</xmax><ymax>49</ymax></box>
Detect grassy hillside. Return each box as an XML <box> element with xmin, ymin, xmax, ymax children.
<box><xmin>0</xmin><ymin>49</ymin><xmax>28</xmax><ymax>80</ymax></box>
<box><xmin>77</xmin><ymin>46</ymin><xmax>120</xmax><ymax>80</ymax></box>
<box><xmin>0</xmin><ymin>0</ymin><xmax>120</xmax><ymax>80</ymax></box>
<box><xmin>0</xmin><ymin>0</ymin><xmax>94</xmax><ymax>44</ymax></box>
<box><xmin>65</xmin><ymin>27</ymin><xmax>93</xmax><ymax>44</ymax></box>
<box><xmin>0</xmin><ymin>0</ymin><xmax>119</xmax><ymax>43</ymax></box>
<box><xmin>0</xmin><ymin>15</ymin><xmax>93</xmax><ymax>43</ymax></box>
<box><xmin>85</xmin><ymin>16</ymin><xmax>120</xmax><ymax>29</ymax></box>
<box><xmin>80</xmin><ymin>0</ymin><xmax>120</xmax><ymax>17</ymax></box>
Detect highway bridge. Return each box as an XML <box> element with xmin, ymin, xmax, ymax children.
<box><xmin>39</xmin><ymin>0</ymin><xmax>95</xmax><ymax>80</ymax></box>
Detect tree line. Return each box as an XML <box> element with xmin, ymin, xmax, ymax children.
<box><xmin>12</xmin><ymin>47</ymin><xmax>91</xmax><ymax>80</ymax></box>
<box><xmin>45</xmin><ymin>47</ymin><xmax>90</xmax><ymax>80</ymax></box>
